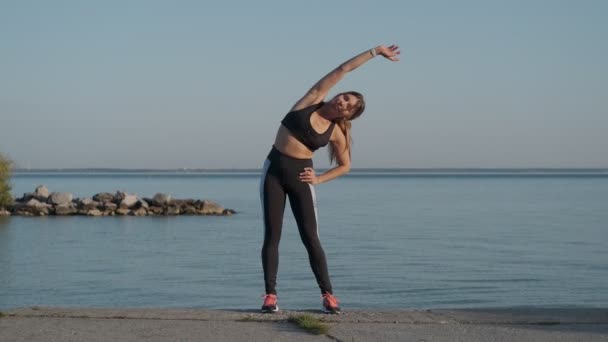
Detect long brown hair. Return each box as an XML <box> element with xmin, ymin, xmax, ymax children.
<box><xmin>328</xmin><ymin>91</ymin><xmax>365</xmax><ymax>165</ymax></box>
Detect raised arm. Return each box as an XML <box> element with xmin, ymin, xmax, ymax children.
<box><xmin>290</xmin><ymin>45</ymin><xmax>400</xmax><ymax>111</ymax></box>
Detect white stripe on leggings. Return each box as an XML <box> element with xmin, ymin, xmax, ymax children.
<box><xmin>308</xmin><ymin>183</ymin><xmax>319</xmax><ymax>238</ymax></box>
<box><xmin>259</xmin><ymin>159</ymin><xmax>271</xmax><ymax>225</ymax></box>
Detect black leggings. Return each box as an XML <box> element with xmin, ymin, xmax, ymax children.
<box><xmin>260</xmin><ymin>146</ymin><xmax>333</xmax><ymax>295</ymax></box>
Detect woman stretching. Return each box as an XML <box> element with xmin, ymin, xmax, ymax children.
<box><xmin>259</xmin><ymin>44</ymin><xmax>400</xmax><ymax>313</ymax></box>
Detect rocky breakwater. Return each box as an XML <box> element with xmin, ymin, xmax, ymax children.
<box><xmin>0</xmin><ymin>186</ymin><xmax>236</xmax><ymax>217</ymax></box>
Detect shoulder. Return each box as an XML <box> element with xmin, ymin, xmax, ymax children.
<box><xmin>289</xmin><ymin>87</ymin><xmax>326</xmax><ymax>112</ymax></box>
<box><xmin>290</xmin><ymin>100</ymin><xmax>325</xmax><ymax>113</ymax></box>
<box><xmin>330</xmin><ymin>123</ymin><xmax>345</xmax><ymax>144</ymax></box>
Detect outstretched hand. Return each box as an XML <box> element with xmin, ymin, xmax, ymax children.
<box><xmin>377</xmin><ymin>45</ymin><xmax>401</xmax><ymax>61</ymax></box>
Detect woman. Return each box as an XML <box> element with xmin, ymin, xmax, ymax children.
<box><xmin>259</xmin><ymin>44</ymin><xmax>400</xmax><ymax>314</ymax></box>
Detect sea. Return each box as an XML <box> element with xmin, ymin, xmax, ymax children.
<box><xmin>1</xmin><ymin>170</ymin><xmax>607</xmax><ymax>311</ymax></box>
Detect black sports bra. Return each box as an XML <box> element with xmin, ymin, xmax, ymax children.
<box><xmin>280</xmin><ymin>102</ymin><xmax>335</xmax><ymax>152</ymax></box>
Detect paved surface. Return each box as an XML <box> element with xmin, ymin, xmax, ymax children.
<box><xmin>1</xmin><ymin>307</ymin><xmax>607</xmax><ymax>341</ymax></box>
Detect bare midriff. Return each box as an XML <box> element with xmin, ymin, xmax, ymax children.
<box><xmin>273</xmin><ymin>125</ymin><xmax>315</xmax><ymax>159</ymax></box>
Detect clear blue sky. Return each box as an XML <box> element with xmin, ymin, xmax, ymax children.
<box><xmin>1</xmin><ymin>0</ymin><xmax>606</xmax><ymax>169</ymax></box>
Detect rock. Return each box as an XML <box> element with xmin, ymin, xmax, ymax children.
<box><xmin>152</xmin><ymin>193</ymin><xmax>172</xmax><ymax>206</ymax></box>
<box><xmin>222</xmin><ymin>208</ymin><xmax>236</xmax><ymax>216</ymax></box>
<box><xmin>35</xmin><ymin>207</ymin><xmax>50</xmax><ymax>216</ymax></box>
<box><xmin>17</xmin><ymin>192</ymin><xmax>35</xmax><ymax>203</ymax></box>
<box><xmin>34</xmin><ymin>185</ymin><xmax>50</xmax><ymax>199</ymax></box>
<box><xmin>171</xmin><ymin>199</ymin><xmax>195</xmax><ymax>208</ymax></box>
<box><xmin>119</xmin><ymin>194</ymin><xmax>138</xmax><ymax>209</ymax></box>
<box><xmin>113</xmin><ymin>191</ymin><xmax>127</xmax><ymax>204</ymax></box>
<box><xmin>78</xmin><ymin>198</ymin><xmax>100</xmax><ymax>210</ymax></box>
<box><xmin>102</xmin><ymin>210</ymin><xmax>115</xmax><ymax>216</ymax></box>
<box><xmin>26</xmin><ymin>199</ymin><xmax>46</xmax><ymax>208</ymax></box>
<box><xmin>15</xmin><ymin>209</ymin><xmax>33</xmax><ymax>217</ymax></box>
<box><xmin>48</xmin><ymin>192</ymin><xmax>73</xmax><ymax>205</ymax></box>
<box><xmin>132</xmin><ymin>207</ymin><xmax>147</xmax><ymax>216</ymax></box>
<box><xmin>55</xmin><ymin>203</ymin><xmax>77</xmax><ymax>215</ymax></box>
<box><xmin>86</xmin><ymin>209</ymin><xmax>103</xmax><ymax>217</ymax></box>
<box><xmin>93</xmin><ymin>192</ymin><xmax>114</xmax><ymax>203</ymax></box>
<box><xmin>168</xmin><ymin>199</ymin><xmax>185</xmax><ymax>207</ymax></box>
<box><xmin>171</xmin><ymin>199</ymin><xmax>195</xmax><ymax>212</ymax></box>
<box><xmin>14</xmin><ymin>201</ymin><xmax>49</xmax><ymax>216</ymax></box>
<box><xmin>135</xmin><ymin>199</ymin><xmax>149</xmax><ymax>210</ymax></box>
<box><xmin>199</xmin><ymin>200</ymin><xmax>224</xmax><ymax>215</ymax></box>
<box><xmin>103</xmin><ymin>202</ymin><xmax>117</xmax><ymax>211</ymax></box>
<box><xmin>115</xmin><ymin>208</ymin><xmax>130</xmax><ymax>216</ymax></box>
<box><xmin>5</xmin><ymin>189</ymin><xmax>235</xmax><ymax>217</ymax></box>
<box><xmin>78</xmin><ymin>197</ymin><xmax>92</xmax><ymax>206</ymax></box>
<box><xmin>149</xmin><ymin>206</ymin><xmax>163</xmax><ymax>215</ymax></box>
<box><xmin>182</xmin><ymin>206</ymin><xmax>198</xmax><ymax>215</ymax></box>
<box><xmin>165</xmin><ymin>206</ymin><xmax>180</xmax><ymax>215</ymax></box>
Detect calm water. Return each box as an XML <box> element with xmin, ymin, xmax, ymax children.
<box><xmin>1</xmin><ymin>172</ymin><xmax>607</xmax><ymax>310</ymax></box>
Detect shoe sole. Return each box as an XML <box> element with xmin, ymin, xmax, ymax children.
<box><xmin>261</xmin><ymin>306</ymin><xmax>279</xmax><ymax>314</ymax></box>
<box><xmin>322</xmin><ymin>307</ymin><xmax>341</xmax><ymax>314</ymax></box>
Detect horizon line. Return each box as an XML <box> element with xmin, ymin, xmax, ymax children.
<box><xmin>12</xmin><ymin>167</ymin><xmax>608</xmax><ymax>173</ymax></box>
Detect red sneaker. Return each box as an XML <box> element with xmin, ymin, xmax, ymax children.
<box><xmin>322</xmin><ymin>293</ymin><xmax>341</xmax><ymax>314</ymax></box>
<box><xmin>261</xmin><ymin>294</ymin><xmax>279</xmax><ymax>313</ymax></box>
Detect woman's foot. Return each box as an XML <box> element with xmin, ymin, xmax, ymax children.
<box><xmin>322</xmin><ymin>293</ymin><xmax>341</xmax><ymax>314</ymax></box>
<box><xmin>261</xmin><ymin>294</ymin><xmax>279</xmax><ymax>313</ymax></box>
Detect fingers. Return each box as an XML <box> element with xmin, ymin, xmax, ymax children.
<box><xmin>299</xmin><ymin>168</ymin><xmax>314</xmax><ymax>177</ymax></box>
<box><xmin>299</xmin><ymin>167</ymin><xmax>315</xmax><ymax>183</ymax></box>
<box><xmin>382</xmin><ymin>44</ymin><xmax>401</xmax><ymax>61</ymax></box>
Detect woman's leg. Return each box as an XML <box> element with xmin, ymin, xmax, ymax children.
<box><xmin>287</xmin><ymin>181</ymin><xmax>333</xmax><ymax>294</ymax></box>
<box><xmin>260</xmin><ymin>159</ymin><xmax>286</xmax><ymax>295</ymax></box>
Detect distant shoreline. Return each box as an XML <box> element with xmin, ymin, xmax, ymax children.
<box><xmin>13</xmin><ymin>168</ymin><xmax>608</xmax><ymax>178</ymax></box>
<box><xmin>11</xmin><ymin>167</ymin><xmax>608</xmax><ymax>175</ymax></box>
<box><xmin>10</xmin><ymin>168</ymin><xmax>608</xmax><ymax>179</ymax></box>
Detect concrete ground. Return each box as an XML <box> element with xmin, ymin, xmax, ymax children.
<box><xmin>1</xmin><ymin>307</ymin><xmax>607</xmax><ymax>341</ymax></box>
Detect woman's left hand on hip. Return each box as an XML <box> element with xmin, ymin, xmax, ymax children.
<box><xmin>299</xmin><ymin>167</ymin><xmax>319</xmax><ymax>185</ymax></box>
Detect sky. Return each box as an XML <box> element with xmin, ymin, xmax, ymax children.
<box><xmin>1</xmin><ymin>0</ymin><xmax>607</xmax><ymax>169</ymax></box>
